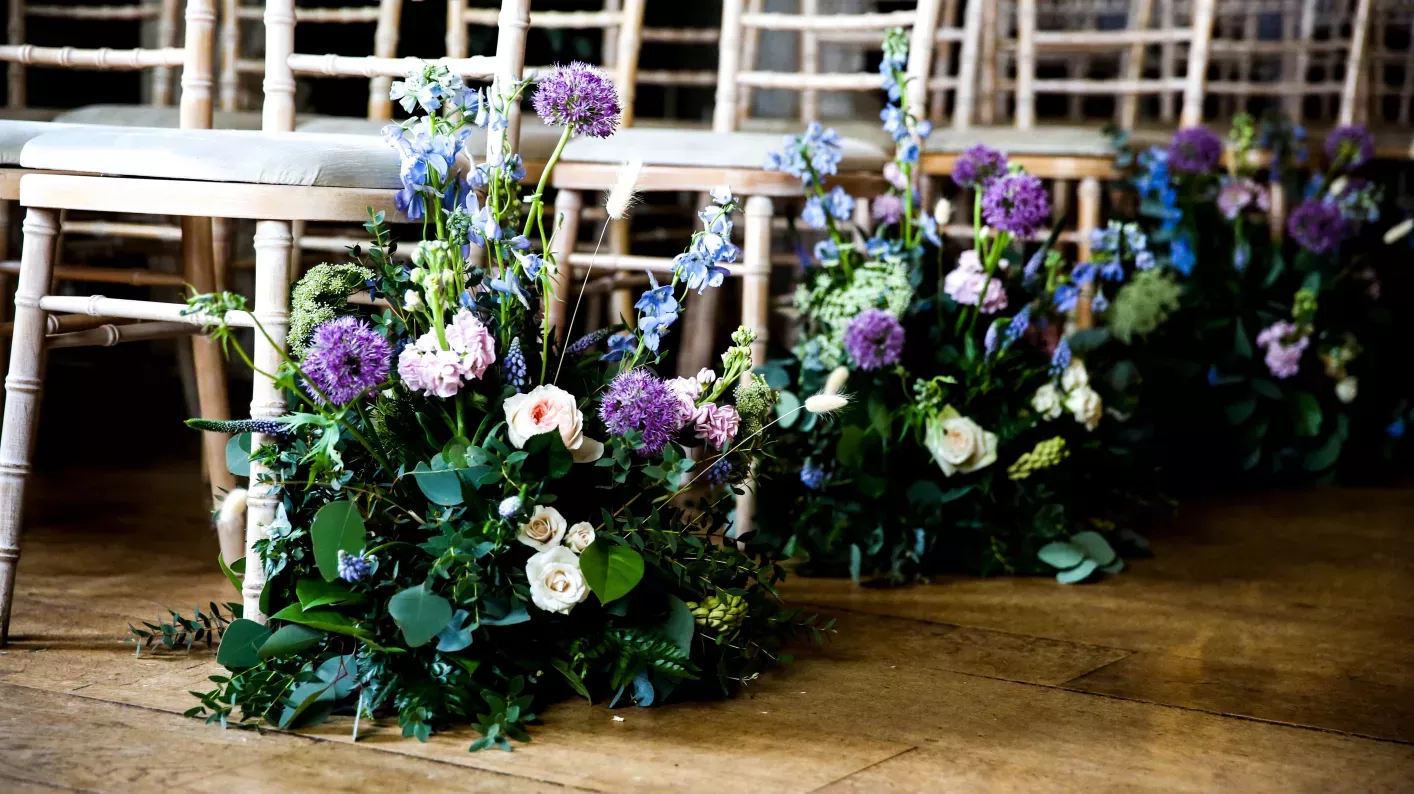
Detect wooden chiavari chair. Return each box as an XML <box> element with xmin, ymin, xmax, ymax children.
<box><xmin>0</xmin><ymin>0</ymin><xmax>533</xmax><ymax>639</ymax></box>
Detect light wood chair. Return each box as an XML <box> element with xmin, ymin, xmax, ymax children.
<box><xmin>6</xmin><ymin>0</ymin><xmax>186</xmax><ymax>116</ymax></box>
<box><xmin>1369</xmin><ymin>0</ymin><xmax>1414</xmax><ymax>133</ymax></box>
<box><xmin>0</xmin><ymin>0</ymin><xmax>531</xmax><ymax>642</ymax></box>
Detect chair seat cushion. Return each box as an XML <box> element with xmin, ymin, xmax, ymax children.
<box><xmin>0</xmin><ymin>121</ymin><xmax>86</xmax><ymax>166</ymax></box>
<box><xmin>52</xmin><ymin>104</ymin><xmax>268</xmax><ymax>130</ymax></box>
<box><xmin>20</xmin><ymin>126</ymin><xmax>402</xmax><ymax>189</ymax></box>
<box><xmin>560</xmin><ymin>126</ymin><xmax>889</xmax><ymax>171</ymax></box>
<box><xmin>296</xmin><ymin>115</ymin><xmax>570</xmax><ymax>161</ymax></box>
<box><xmin>926</xmin><ymin>126</ymin><xmax>1121</xmax><ymax>157</ymax></box>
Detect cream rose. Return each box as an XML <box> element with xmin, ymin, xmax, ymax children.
<box><xmin>525</xmin><ymin>546</ymin><xmax>589</xmax><ymax>615</ymax></box>
<box><xmin>1060</xmin><ymin>360</ymin><xmax>1089</xmax><ymax>393</ymax></box>
<box><xmin>1032</xmin><ymin>383</ymin><xmax>1064</xmax><ymax>421</ymax></box>
<box><xmin>503</xmin><ymin>384</ymin><xmax>603</xmax><ymax>463</ymax></box>
<box><xmin>925</xmin><ymin>414</ymin><xmax>998</xmax><ymax>477</ymax></box>
<box><xmin>564</xmin><ymin>521</ymin><xmax>596</xmax><ymax>553</ymax></box>
<box><xmin>517</xmin><ymin>505</ymin><xmax>566</xmax><ymax>550</ymax></box>
<box><xmin>1335</xmin><ymin>376</ymin><xmax>1358</xmax><ymax>404</ymax></box>
<box><xmin>1066</xmin><ymin>385</ymin><xmax>1103</xmax><ymax>431</ymax></box>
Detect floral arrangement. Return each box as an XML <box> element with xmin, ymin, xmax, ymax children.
<box><xmin>1110</xmin><ymin>115</ymin><xmax>1407</xmax><ymax>484</ymax></box>
<box><xmin>752</xmin><ymin>30</ymin><xmax>1154</xmax><ymax>583</ymax></box>
<box><xmin>183</xmin><ymin>62</ymin><xmax>824</xmax><ymax>751</ymax></box>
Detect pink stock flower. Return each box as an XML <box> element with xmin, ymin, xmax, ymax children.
<box><xmin>665</xmin><ymin>376</ymin><xmax>703</xmax><ymax>428</ymax></box>
<box><xmin>445</xmin><ymin>309</ymin><xmax>497</xmax><ymax>379</ymax></box>
<box><xmin>943</xmin><ymin>250</ymin><xmax>1009</xmax><ymax>314</ymax></box>
<box><xmin>398</xmin><ymin>347</ymin><xmax>468</xmax><ymax>398</ymax></box>
<box><xmin>1256</xmin><ymin>321</ymin><xmax>1309</xmax><ymax>380</ymax></box>
<box><xmin>693</xmin><ymin>403</ymin><xmax>741</xmax><ymax>449</ymax></box>
<box><xmin>397</xmin><ymin>309</ymin><xmax>498</xmax><ymax>398</ymax></box>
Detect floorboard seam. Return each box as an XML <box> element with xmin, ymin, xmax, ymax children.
<box><xmin>0</xmin><ymin>772</ymin><xmax>101</xmax><ymax>793</ymax></box>
<box><xmin>1056</xmin><ymin>653</ymin><xmax>1136</xmax><ymax>686</ymax></box>
<box><xmin>797</xmin><ymin>602</ymin><xmax>1136</xmax><ymax>654</ymax></box>
<box><xmin>1</xmin><ymin>681</ymin><xmax>603</xmax><ymax>792</ymax></box>
<box><xmin>804</xmin><ymin>745</ymin><xmax>920</xmax><ymax>793</ymax></box>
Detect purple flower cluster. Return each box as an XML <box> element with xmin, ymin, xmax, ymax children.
<box><xmin>1324</xmin><ymin>124</ymin><xmax>1374</xmax><ymax>170</ymax></box>
<box><xmin>337</xmin><ymin>550</ymin><xmax>371</xmax><ymax>583</ymax></box>
<box><xmin>1167</xmin><ymin>126</ymin><xmax>1223</xmax><ymax>174</ymax></box>
<box><xmin>1287</xmin><ymin>199</ymin><xmax>1346</xmax><ymax>254</ymax></box>
<box><xmin>599</xmin><ymin>369</ymin><xmax>682</xmax><ymax>456</ymax></box>
<box><xmin>301</xmin><ymin>316</ymin><xmax>392</xmax><ymax>405</ymax></box>
<box><xmin>982</xmin><ymin>173</ymin><xmax>1050</xmax><ymax>237</ymax></box>
<box><xmin>952</xmin><ymin>144</ymin><xmax>1008</xmax><ymax>189</ymax></box>
<box><xmin>843</xmin><ymin>309</ymin><xmax>905</xmax><ymax>371</ymax></box>
<box><xmin>1256</xmin><ymin>321</ymin><xmax>1309</xmax><ymax>379</ymax></box>
<box><xmin>871</xmin><ymin>193</ymin><xmax>905</xmax><ymax>226</ymax></box>
<box><xmin>532</xmin><ymin>62</ymin><xmax>621</xmax><ymax>138</ymax></box>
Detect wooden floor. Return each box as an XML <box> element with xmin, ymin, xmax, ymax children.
<box><xmin>2</xmin><ymin>463</ymin><xmax>1412</xmax><ymax>792</ymax></box>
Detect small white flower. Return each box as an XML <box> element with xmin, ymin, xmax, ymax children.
<box><xmin>710</xmin><ymin>185</ymin><xmax>733</xmax><ymax>205</ymax></box>
<box><xmin>1066</xmin><ymin>386</ymin><xmax>1103</xmax><ymax>431</ymax></box>
<box><xmin>1336</xmin><ymin>376</ymin><xmax>1358</xmax><ymax>404</ymax></box>
<box><xmin>925</xmin><ymin>415</ymin><xmax>998</xmax><ymax>477</ymax></box>
<box><xmin>1329</xmin><ymin>176</ymin><xmax>1348</xmax><ymax>197</ymax></box>
<box><xmin>1060</xmin><ymin>360</ymin><xmax>1089</xmax><ymax>393</ymax></box>
<box><xmin>517</xmin><ymin>505</ymin><xmax>566</xmax><ymax>550</ymax></box>
<box><xmin>695</xmin><ymin>367</ymin><xmax>718</xmax><ymax>385</ymax></box>
<box><xmin>1032</xmin><ymin>383</ymin><xmax>1064</xmax><ymax>421</ymax></box>
<box><xmin>564</xmin><ymin>521</ymin><xmax>596</xmax><ymax>553</ymax></box>
<box><xmin>933</xmin><ymin>197</ymin><xmax>953</xmax><ymax>226</ymax></box>
<box><xmin>403</xmin><ymin>289</ymin><xmax>422</xmax><ymax>311</ymax></box>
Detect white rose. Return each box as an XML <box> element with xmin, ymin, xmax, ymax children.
<box><xmin>503</xmin><ymin>384</ymin><xmax>603</xmax><ymax>463</ymax></box>
<box><xmin>564</xmin><ymin>521</ymin><xmax>596</xmax><ymax>553</ymax></box>
<box><xmin>1060</xmin><ymin>360</ymin><xmax>1089</xmax><ymax>393</ymax></box>
<box><xmin>1032</xmin><ymin>383</ymin><xmax>1064</xmax><ymax>421</ymax></box>
<box><xmin>517</xmin><ymin>505</ymin><xmax>566</xmax><ymax>550</ymax></box>
<box><xmin>1066</xmin><ymin>386</ymin><xmax>1103</xmax><ymax>431</ymax></box>
<box><xmin>925</xmin><ymin>415</ymin><xmax>999</xmax><ymax>477</ymax></box>
<box><xmin>1335</xmin><ymin>376</ymin><xmax>1358</xmax><ymax>404</ymax></box>
<box><xmin>525</xmin><ymin>546</ymin><xmax>589</xmax><ymax>615</ymax></box>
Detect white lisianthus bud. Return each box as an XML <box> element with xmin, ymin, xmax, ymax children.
<box><xmin>933</xmin><ymin>197</ymin><xmax>953</xmax><ymax>226</ymax></box>
<box><xmin>1329</xmin><ymin>176</ymin><xmax>1348</xmax><ymax>196</ymax></box>
<box><xmin>824</xmin><ymin>366</ymin><xmax>850</xmax><ymax>396</ymax></box>
<box><xmin>1335</xmin><ymin>376</ymin><xmax>1358</xmax><ymax>404</ymax></box>
<box><xmin>403</xmin><ymin>289</ymin><xmax>422</xmax><ymax>311</ymax></box>
<box><xmin>696</xmin><ymin>367</ymin><xmax>718</xmax><ymax>385</ymax></box>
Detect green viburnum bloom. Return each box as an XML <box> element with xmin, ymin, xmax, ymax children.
<box><xmin>1109</xmin><ymin>268</ymin><xmax>1182</xmax><ymax>344</ymax></box>
<box><xmin>734</xmin><ymin>374</ymin><xmax>777</xmax><ymax>437</ymax></box>
<box><xmin>288</xmin><ymin>262</ymin><xmax>377</xmax><ymax>357</ymax></box>
<box><xmin>794</xmin><ymin>256</ymin><xmax>912</xmax><ymax>370</ymax></box>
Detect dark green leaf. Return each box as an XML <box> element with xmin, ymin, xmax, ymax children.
<box><xmin>388</xmin><ymin>585</ymin><xmax>453</xmax><ymax>648</ymax></box>
<box><xmin>550</xmin><ymin>658</ymin><xmax>592</xmax><ymax>702</ymax></box>
<box><xmin>268</xmin><ymin>603</ymin><xmax>372</xmax><ymax>641</ymax></box>
<box><xmin>410</xmin><ymin>461</ymin><xmax>464</xmax><ymax>506</ymax></box>
<box><xmin>257</xmin><ymin>623</ymin><xmax>323</xmax><ymax>660</ymax></box>
<box><xmin>579</xmin><ymin>540</ymin><xmax>645</xmax><ymax>604</ymax></box>
<box><xmin>311</xmin><ymin>500</ymin><xmax>366</xmax><ymax>582</ymax></box>
<box><xmin>1233</xmin><ymin>318</ymin><xmax>1253</xmax><ymax>359</ymax></box>
<box><xmin>218</xmin><ymin>554</ymin><xmax>245</xmax><ymax>594</ymax></box>
<box><xmin>1292</xmin><ymin>390</ymin><xmax>1322</xmax><ymax>437</ymax></box>
<box><xmin>1226</xmin><ymin>397</ymin><xmax>1257</xmax><ymax>425</ymax></box>
<box><xmin>215</xmin><ymin>618</ymin><xmax>270</xmax><ymax>669</ymax></box>
<box><xmin>296</xmin><ymin>578</ymin><xmax>367</xmax><ymax>610</ymax></box>
<box><xmin>656</xmin><ymin>595</ymin><xmax>695</xmax><ymax>654</ymax></box>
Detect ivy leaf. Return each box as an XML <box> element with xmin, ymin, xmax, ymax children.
<box><xmin>215</xmin><ymin>618</ymin><xmax>270</xmax><ymax>669</ymax></box>
<box><xmin>311</xmin><ymin>500</ymin><xmax>366</xmax><ymax>582</ymax></box>
<box><xmin>225</xmin><ymin>433</ymin><xmax>251</xmax><ymax>477</ymax></box>
<box><xmin>388</xmin><ymin>585</ymin><xmax>453</xmax><ymax>648</ymax></box>
<box><xmin>579</xmin><ymin>540</ymin><xmax>645</xmax><ymax>604</ymax></box>
<box><xmin>257</xmin><ymin>623</ymin><xmax>323</xmax><ymax>660</ymax></box>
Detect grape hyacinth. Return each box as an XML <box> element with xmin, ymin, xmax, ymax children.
<box><xmin>1167</xmin><ymin>126</ymin><xmax>1223</xmax><ymax>174</ymax></box>
<box><xmin>1049</xmin><ymin>338</ymin><xmax>1072</xmax><ymax>377</ymax></box>
<box><xmin>843</xmin><ymin>309</ymin><xmax>905</xmax><ymax>371</ymax></box>
<box><xmin>704</xmin><ymin>457</ymin><xmax>733</xmax><ymax>489</ymax></box>
<box><xmin>337</xmin><ymin>550</ymin><xmax>371</xmax><ymax>583</ymax></box>
<box><xmin>599</xmin><ymin>369</ymin><xmax>682</xmax><ymax>457</ymax></box>
<box><xmin>503</xmin><ymin>337</ymin><xmax>527</xmax><ymax>392</ymax></box>
<box><xmin>982</xmin><ymin>173</ymin><xmax>1050</xmax><ymax>237</ymax></box>
<box><xmin>952</xmin><ymin>144</ymin><xmax>1008</xmax><ymax>189</ymax></box>
<box><xmin>799</xmin><ymin>460</ymin><xmax>827</xmax><ymax>490</ymax></box>
<box><xmin>301</xmin><ymin>316</ymin><xmax>392</xmax><ymax>405</ymax></box>
<box><xmin>567</xmin><ymin>328</ymin><xmax>611</xmax><ymax>357</ymax></box>
<box><xmin>498</xmin><ymin>495</ymin><xmax>523</xmax><ymax>520</ymax></box>
<box><xmin>531</xmin><ymin>62</ymin><xmax>621</xmax><ymax>138</ymax></box>
<box><xmin>1287</xmin><ymin>199</ymin><xmax>1346</xmax><ymax>254</ymax></box>
<box><xmin>1325</xmin><ymin>124</ymin><xmax>1374</xmax><ymax>170</ymax></box>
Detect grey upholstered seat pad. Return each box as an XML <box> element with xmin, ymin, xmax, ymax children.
<box><xmin>559</xmin><ymin>126</ymin><xmax>889</xmax><ymax>170</ymax></box>
<box><xmin>53</xmin><ymin>104</ymin><xmax>268</xmax><ymax>130</ymax></box>
<box><xmin>20</xmin><ymin>126</ymin><xmax>403</xmax><ymax>189</ymax></box>
<box><xmin>295</xmin><ymin>115</ymin><xmax>571</xmax><ymax>161</ymax></box>
<box><xmin>925</xmin><ymin>126</ymin><xmax>1121</xmax><ymax>157</ymax></box>
<box><xmin>0</xmin><ymin>121</ymin><xmax>80</xmax><ymax>166</ymax></box>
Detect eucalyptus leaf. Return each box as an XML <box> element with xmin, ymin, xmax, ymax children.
<box><xmin>388</xmin><ymin>585</ymin><xmax>454</xmax><ymax>648</ymax></box>
<box><xmin>257</xmin><ymin>624</ymin><xmax>323</xmax><ymax>660</ymax></box>
<box><xmin>225</xmin><ymin>433</ymin><xmax>251</xmax><ymax>477</ymax></box>
<box><xmin>311</xmin><ymin>500</ymin><xmax>366</xmax><ymax>582</ymax></box>
<box><xmin>657</xmin><ymin>595</ymin><xmax>695</xmax><ymax>654</ymax></box>
<box><xmin>410</xmin><ymin>461</ymin><xmax>465</xmax><ymax>506</ymax></box>
<box><xmin>315</xmin><ymin>654</ymin><xmax>359</xmax><ymax>699</ymax></box>
<box><xmin>776</xmin><ymin>391</ymin><xmax>802</xmax><ymax>429</ymax></box>
<box><xmin>1037</xmin><ymin>541</ymin><xmax>1085</xmax><ymax>570</ymax></box>
<box><xmin>436</xmin><ymin>609</ymin><xmax>475</xmax><ymax>652</ymax></box>
<box><xmin>216</xmin><ymin>618</ymin><xmax>271</xmax><ymax>669</ymax></box>
<box><xmin>1055</xmin><ymin>558</ymin><xmax>1100</xmax><ymax>584</ymax></box>
<box><xmin>1068</xmin><ymin>531</ymin><xmax>1117</xmax><ymax>566</ymax></box>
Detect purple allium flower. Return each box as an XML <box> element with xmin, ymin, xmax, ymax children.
<box><xmin>337</xmin><ymin>549</ymin><xmax>371</xmax><ymax>583</ymax></box>
<box><xmin>532</xmin><ymin>62</ymin><xmax>621</xmax><ymax>138</ymax></box>
<box><xmin>1287</xmin><ymin>199</ymin><xmax>1346</xmax><ymax>254</ymax></box>
<box><xmin>1167</xmin><ymin>126</ymin><xmax>1223</xmax><ymax>174</ymax></box>
<box><xmin>302</xmin><ymin>316</ymin><xmax>392</xmax><ymax>405</ymax></box>
<box><xmin>1325</xmin><ymin>124</ymin><xmax>1374</xmax><ymax>170</ymax></box>
<box><xmin>952</xmin><ymin>144</ymin><xmax>1008</xmax><ymax>189</ymax></box>
<box><xmin>982</xmin><ymin>173</ymin><xmax>1050</xmax><ymax>237</ymax></box>
<box><xmin>1255</xmin><ymin>321</ymin><xmax>1309</xmax><ymax>379</ymax></box>
<box><xmin>799</xmin><ymin>460</ymin><xmax>827</xmax><ymax>490</ymax></box>
<box><xmin>599</xmin><ymin>369</ymin><xmax>682</xmax><ymax>457</ymax></box>
<box><xmin>843</xmin><ymin>309</ymin><xmax>905</xmax><ymax>371</ymax></box>
<box><xmin>872</xmin><ymin>193</ymin><xmax>905</xmax><ymax>225</ymax></box>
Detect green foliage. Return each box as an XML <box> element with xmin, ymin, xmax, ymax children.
<box><xmin>310</xmin><ymin>500</ymin><xmax>366</xmax><ymax>582</ymax></box>
<box><xmin>287</xmin><ymin>262</ymin><xmax>376</xmax><ymax>357</ymax></box>
<box><xmin>578</xmin><ymin>540</ymin><xmax>645</xmax><ymax>604</ymax></box>
<box><xmin>127</xmin><ymin>602</ymin><xmax>237</xmax><ymax>657</ymax></box>
<box><xmin>1110</xmin><ymin>269</ymin><xmax>1183</xmax><ymax>344</ymax></box>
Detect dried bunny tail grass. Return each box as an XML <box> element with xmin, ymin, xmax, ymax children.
<box><xmin>823</xmin><ymin>366</ymin><xmax>850</xmax><ymax>396</ymax></box>
<box><xmin>805</xmin><ymin>393</ymin><xmax>851</xmax><ymax>415</ymax></box>
<box><xmin>1384</xmin><ymin>217</ymin><xmax>1413</xmax><ymax>245</ymax></box>
<box><xmin>605</xmin><ymin>158</ymin><xmax>644</xmax><ymax>221</ymax></box>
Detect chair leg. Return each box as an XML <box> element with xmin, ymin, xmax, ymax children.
<box><xmin>0</xmin><ymin>208</ymin><xmax>59</xmax><ymax>646</ymax></box>
<box><xmin>212</xmin><ymin>217</ymin><xmax>233</xmax><ymax>293</ymax></box>
<box><xmin>244</xmin><ymin>220</ymin><xmax>293</xmax><ymax>624</ymax></box>
<box><xmin>0</xmin><ymin>200</ymin><xmax>12</xmax><ymax>392</ymax></box>
<box><xmin>607</xmin><ymin>215</ymin><xmax>634</xmax><ymax>331</ymax></box>
<box><xmin>547</xmin><ymin>188</ymin><xmax>583</xmax><ymax>344</ymax></box>
<box><xmin>742</xmin><ymin>195</ymin><xmax>772</xmax><ymax>366</ymax></box>
<box><xmin>678</xmin><ymin>285</ymin><xmax>721</xmax><ymax>378</ymax></box>
<box><xmin>183</xmin><ymin>217</ymin><xmax>236</xmax><ymax>501</ymax></box>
